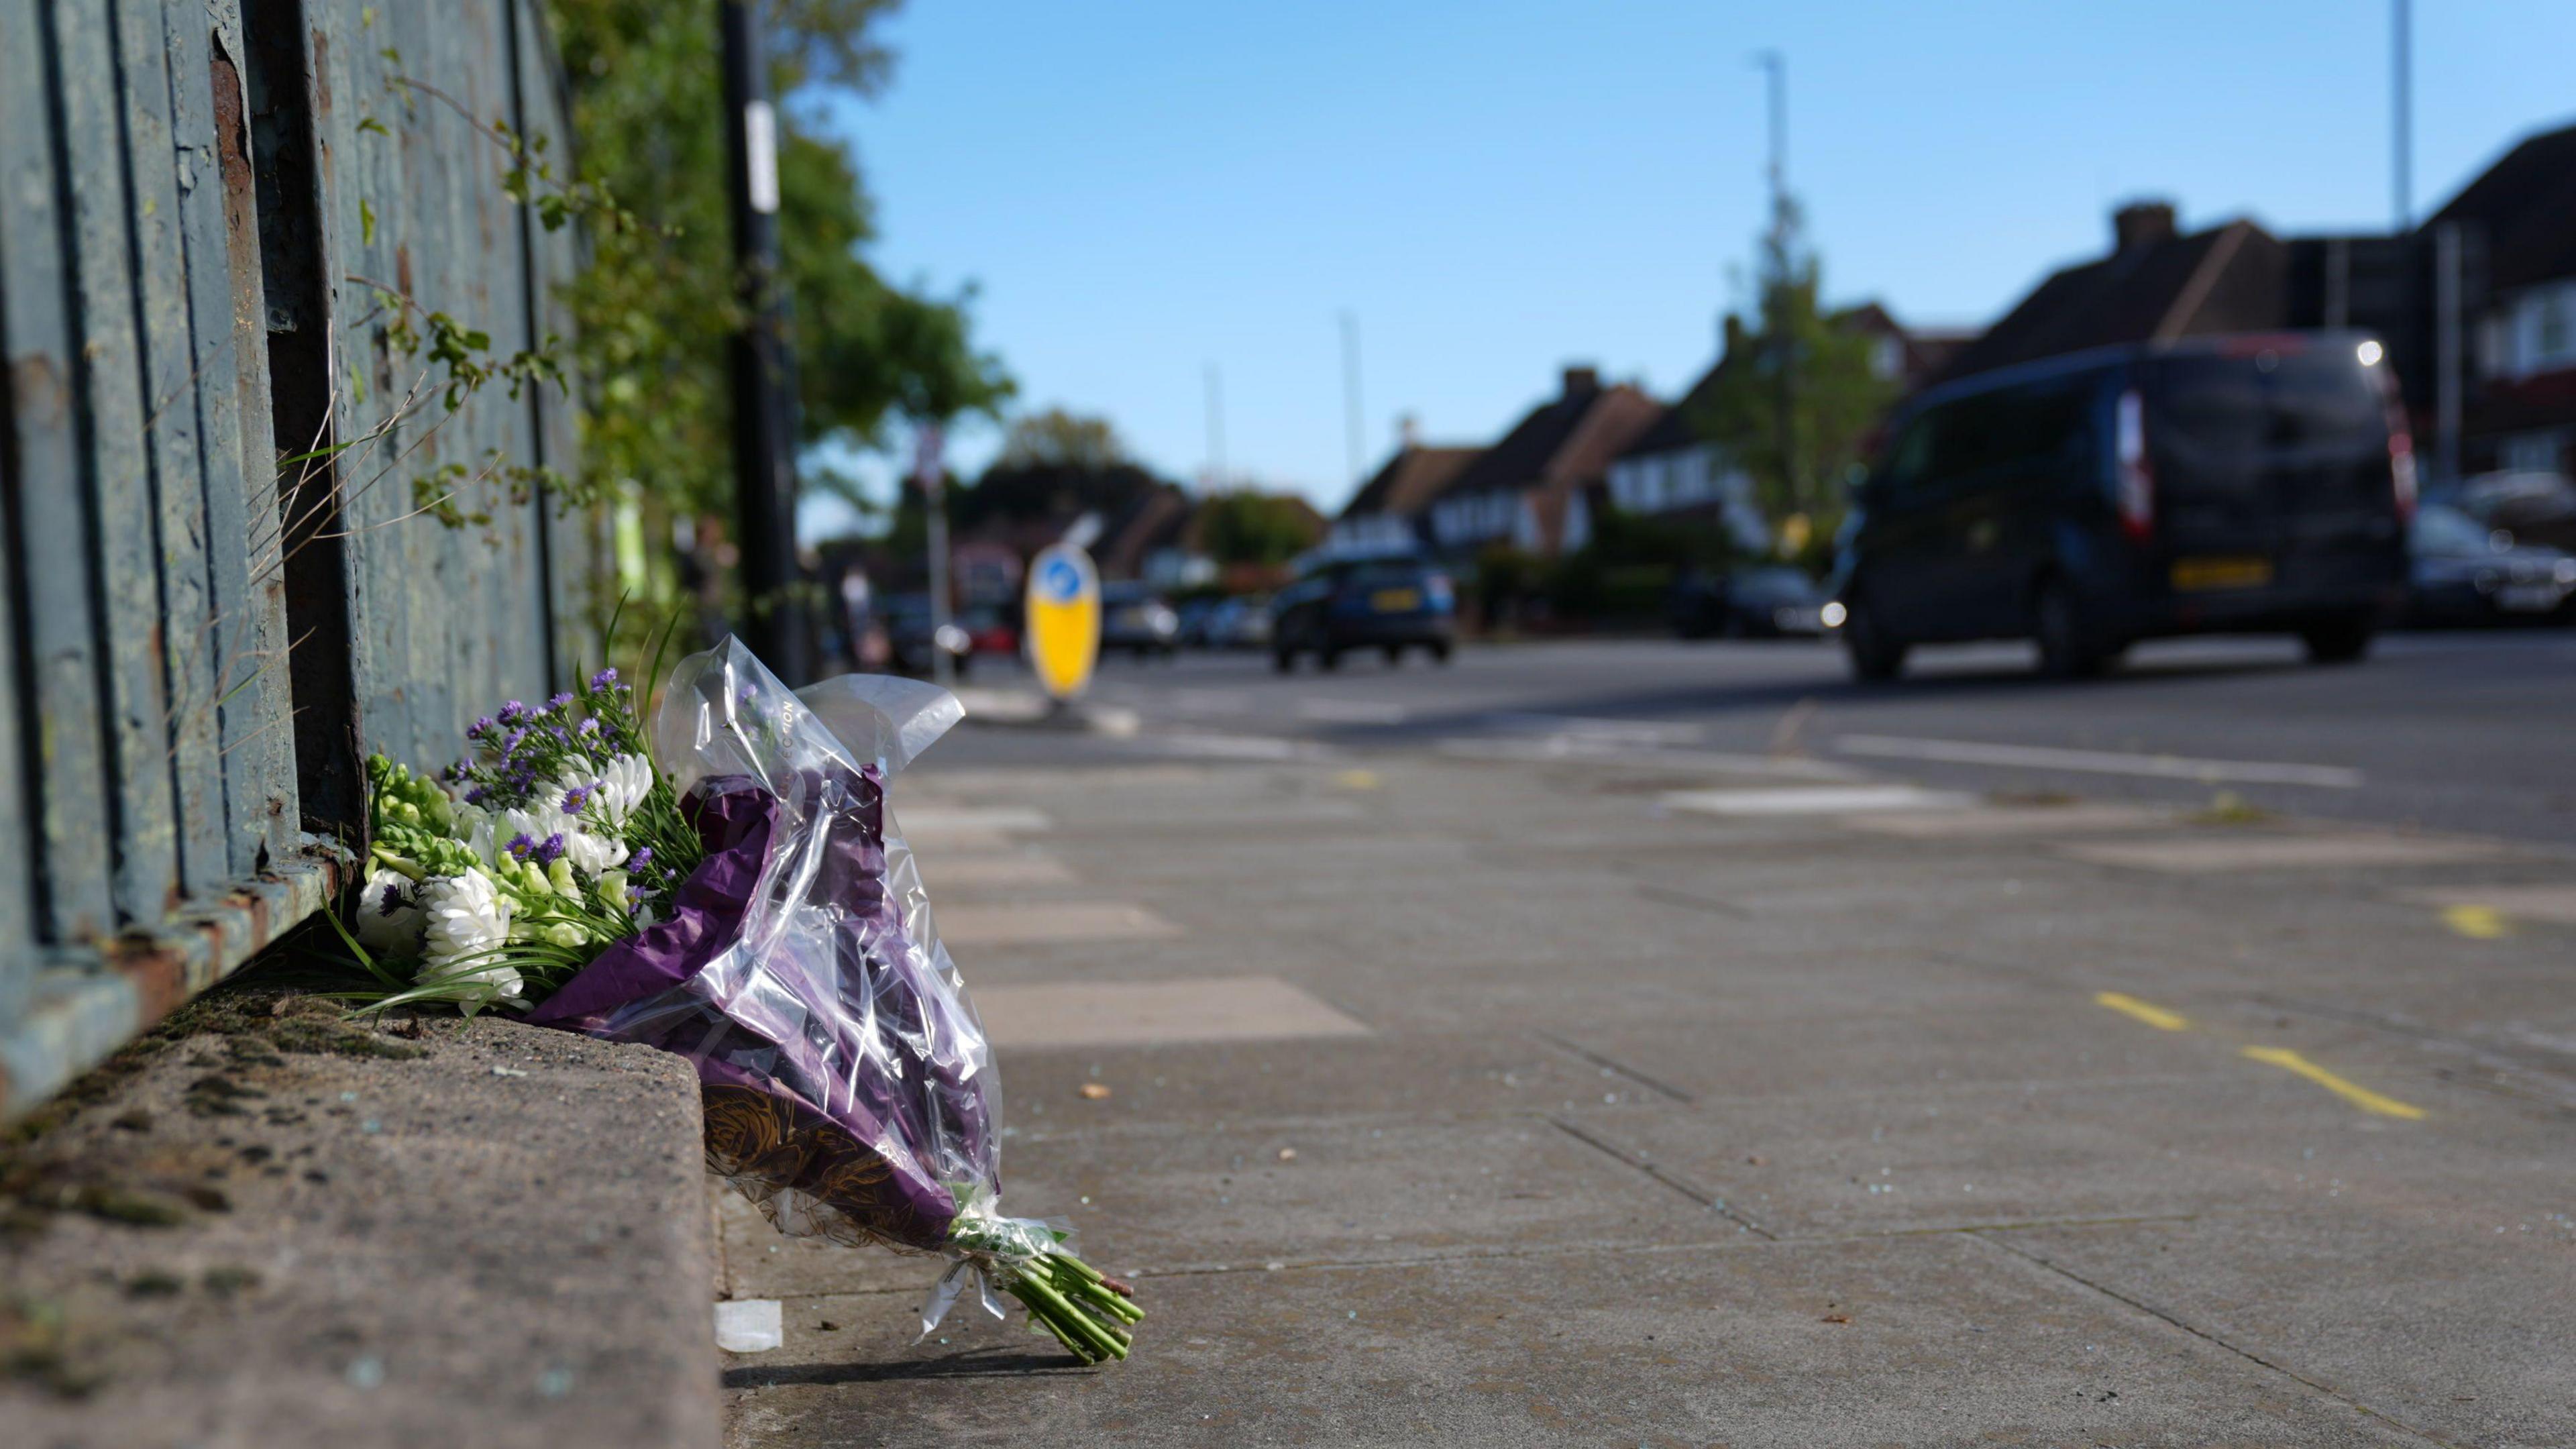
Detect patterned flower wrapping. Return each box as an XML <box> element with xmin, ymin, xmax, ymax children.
<box><xmin>529</xmin><ymin>641</ymin><xmax>991</xmax><ymax>1256</ymax></box>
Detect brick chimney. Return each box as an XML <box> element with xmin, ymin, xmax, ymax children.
<box><xmin>1561</xmin><ymin>365</ymin><xmax>1601</xmax><ymax>400</ymax></box>
<box><xmin>2112</xmin><ymin>200</ymin><xmax>2178</xmax><ymax>252</ymax></box>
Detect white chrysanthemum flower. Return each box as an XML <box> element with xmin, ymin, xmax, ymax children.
<box><xmin>354</xmin><ymin>867</ymin><xmax>425</xmax><ymax>957</ymax></box>
<box><xmin>590</xmin><ymin>753</ymin><xmax>655</xmax><ymax>830</ymax></box>
<box><xmin>467</xmin><ymin>806</ymin><xmax>549</xmax><ymax>869</ymax></box>
<box><xmin>421</xmin><ymin>870</ymin><xmax>522</xmax><ymax>1001</ymax></box>
<box><xmin>559</xmin><ymin>826</ymin><xmax>628</xmax><ymax>876</ymax></box>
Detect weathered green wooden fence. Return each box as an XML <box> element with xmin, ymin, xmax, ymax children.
<box><xmin>0</xmin><ymin>0</ymin><xmax>596</xmax><ymax>1117</ymax></box>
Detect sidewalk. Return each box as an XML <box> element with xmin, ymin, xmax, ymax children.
<box><xmin>716</xmin><ymin>744</ymin><xmax>2576</xmax><ymax>1446</ymax></box>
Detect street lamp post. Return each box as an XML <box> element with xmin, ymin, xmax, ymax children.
<box><xmin>719</xmin><ymin>0</ymin><xmax>810</xmax><ymax>682</ymax></box>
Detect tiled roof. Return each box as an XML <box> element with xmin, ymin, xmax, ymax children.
<box><xmin>2430</xmin><ymin>119</ymin><xmax>2576</xmax><ymax>292</ymax></box>
<box><xmin>1339</xmin><ymin>445</ymin><xmax>1483</xmax><ymax>520</ymax></box>
<box><xmin>1935</xmin><ymin>220</ymin><xmax>2289</xmax><ymax>382</ymax></box>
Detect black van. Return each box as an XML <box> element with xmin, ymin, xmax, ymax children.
<box><xmin>1829</xmin><ymin>332</ymin><xmax>2415</xmax><ymax>680</ymax></box>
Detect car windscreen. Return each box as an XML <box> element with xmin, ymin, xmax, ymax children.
<box><xmin>2149</xmin><ymin>349</ymin><xmax>2385</xmax><ymax>457</ymax></box>
<box><xmin>1342</xmin><ymin>563</ymin><xmax>1432</xmax><ymax>590</ymax></box>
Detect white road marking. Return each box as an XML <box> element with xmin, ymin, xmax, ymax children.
<box><xmin>1833</xmin><ymin>733</ymin><xmax>2365</xmax><ymax>789</ymax></box>
<box><xmin>1438</xmin><ymin>736</ymin><xmax>1859</xmax><ymax>777</ymax></box>
<box><xmin>1295</xmin><ymin>698</ymin><xmax>1411</xmax><ymax>724</ymax></box>
<box><xmin>1661</xmin><ymin>785</ymin><xmax>1972</xmax><ymax>816</ymax></box>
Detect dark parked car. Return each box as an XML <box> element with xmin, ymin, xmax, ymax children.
<box><xmin>883</xmin><ymin>594</ymin><xmax>972</xmax><ymax>678</ymax></box>
<box><xmin>1202</xmin><ymin>596</ymin><xmax>1273</xmax><ymax>649</ymax></box>
<box><xmin>1830</xmin><ymin>331</ymin><xmax>2414</xmax><ymax>680</ymax></box>
<box><xmin>1270</xmin><ymin>558</ymin><xmax>1454</xmax><ymax>671</ymax></box>
<box><xmin>1670</xmin><ymin>566</ymin><xmax>1829</xmax><ymax>638</ymax></box>
<box><xmin>2407</xmin><ymin>502</ymin><xmax>2576</xmax><ymax>625</ymax></box>
<box><xmin>1100</xmin><ymin>582</ymin><xmax>1180</xmax><ymax>659</ymax></box>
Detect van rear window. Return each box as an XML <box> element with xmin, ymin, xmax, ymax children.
<box><xmin>2150</xmin><ymin>351</ymin><xmax>2384</xmax><ymax>453</ymax></box>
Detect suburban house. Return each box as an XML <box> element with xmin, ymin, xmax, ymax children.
<box><xmin>1330</xmin><ymin>434</ymin><xmax>1484</xmax><ymax>555</ymax></box>
<box><xmin>1935</xmin><ymin>202</ymin><xmax>2304</xmax><ymax>381</ymax></box>
<box><xmin>1424</xmin><ymin>366</ymin><xmax>1660</xmax><ymax>558</ymax></box>
<box><xmin>2433</xmin><ymin>119</ymin><xmax>2576</xmax><ymax>476</ymax></box>
<box><xmin>1607</xmin><ymin>305</ymin><xmax>1971</xmax><ymax>549</ymax></box>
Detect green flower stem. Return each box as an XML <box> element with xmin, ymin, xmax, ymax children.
<box><xmin>1011</xmin><ymin>1273</ymin><xmax>1126</xmax><ymax>1362</ymax></box>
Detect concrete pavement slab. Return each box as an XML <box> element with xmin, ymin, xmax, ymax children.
<box><xmin>971</xmin><ymin>977</ymin><xmax>1371</xmax><ymax>1050</ymax></box>
<box><xmin>934</xmin><ymin>901</ymin><xmax>1183</xmax><ymax>947</ymax></box>
<box><xmin>917</xmin><ymin>853</ymin><xmax>1078</xmax><ymax>890</ymax></box>
<box><xmin>2001</xmin><ymin>1214</ymin><xmax>2576</xmax><ymax>1448</ymax></box>
<box><xmin>719</xmin><ymin>1110</ymin><xmax>1748</xmax><ymax>1301</ymax></box>
<box><xmin>1839</xmin><ymin>802</ymin><xmax>2182</xmax><ymax>837</ymax></box>
<box><xmin>724</xmin><ymin>1234</ymin><xmax>2434</xmax><ymax>1447</ymax></box>
<box><xmin>2061</xmin><ymin>831</ymin><xmax>2518</xmax><ymax>873</ymax></box>
<box><xmin>2400</xmin><ymin>881</ymin><xmax>2576</xmax><ymax>926</ymax></box>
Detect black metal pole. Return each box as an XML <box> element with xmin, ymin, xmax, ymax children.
<box><xmin>719</xmin><ymin>0</ymin><xmax>810</xmax><ymax>681</ymax></box>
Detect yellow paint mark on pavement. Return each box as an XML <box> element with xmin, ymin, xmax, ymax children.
<box><xmin>1333</xmin><ymin>769</ymin><xmax>1381</xmax><ymax>791</ymax></box>
<box><xmin>2095</xmin><ymin>991</ymin><xmax>2190</xmax><ymax>1032</ymax></box>
<box><xmin>2239</xmin><ymin>1046</ymin><xmax>2426</xmax><ymax>1120</ymax></box>
<box><xmin>2440</xmin><ymin>904</ymin><xmax>2510</xmax><ymax>940</ymax></box>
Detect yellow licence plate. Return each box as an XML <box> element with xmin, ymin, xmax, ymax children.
<box><xmin>2171</xmin><ymin>556</ymin><xmax>2273</xmax><ymax>592</ymax></box>
<box><xmin>1371</xmin><ymin>588</ymin><xmax>1421</xmax><ymax>612</ymax></box>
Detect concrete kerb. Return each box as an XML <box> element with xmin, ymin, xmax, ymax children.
<box><xmin>1</xmin><ymin>991</ymin><xmax>722</xmax><ymax>1449</ymax></box>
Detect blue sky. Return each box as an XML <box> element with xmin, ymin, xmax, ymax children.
<box><xmin>800</xmin><ymin>0</ymin><xmax>2576</xmax><ymax>533</ymax></box>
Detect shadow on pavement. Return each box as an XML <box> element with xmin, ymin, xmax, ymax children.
<box><xmin>723</xmin><ymin>1348</ymin><xmax>1090</xmax><ymax>1389</ymax></box>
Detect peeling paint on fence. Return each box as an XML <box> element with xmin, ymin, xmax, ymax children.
<box><xmin>0</xmin><ymin>0</ymin><xmax>593</xmax><ymax>1120</ymax></box>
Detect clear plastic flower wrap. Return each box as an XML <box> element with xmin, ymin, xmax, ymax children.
<box><xmin>517</xmin><ymin>639</ymin><xmax>1140</xmax><ymax>1357</ymax></box>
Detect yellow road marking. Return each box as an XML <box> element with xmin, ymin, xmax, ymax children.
<box><xmin>1332</xmin><ymin>769</ymin><xmax>1381</xmax><ymax>791</ymax></box>
<box><xmin>2094</xmin><ymin>991</ymin><xmax>2190</xmax><ymax>1031</ymax></box>
<box><xmin>2239</xmin><ymin>1046</ymin><xmax>2426</xmax><ymax>1120</ymax></box>
<box><xmin>2440</xmin><ymin>904</ymin><xmax>2510</xmax><ymax>940</ymax></box>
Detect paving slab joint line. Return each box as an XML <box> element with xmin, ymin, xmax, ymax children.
<box><xmin>1629</xmin><ymin>881</ymin><xmax>1754</xmax><ymax>921</ymax></box>
<box><xmin>1531</xmin><ymin>1029</ymin><xmax>1697</xmax><ymax>1103</ymax></box>
<box><xmin>1546</xmin><ymin>1115</ymin><xmax>1776</xmax><ymax>1239</ymax></box>
<box><xmin>1968</xmin><ymin>1230</ymin><xmax>2461</xmax><ymax>1448</ymax></box>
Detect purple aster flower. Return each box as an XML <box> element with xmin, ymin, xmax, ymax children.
<box><xmin>496</xmin><ymin>700</ymin><xmax>528</xmax><ymax>725</ymax></box>
<box><xmin>463</xmin><ymin>786</ymin><xmax>488</xmax><ymax>806</ymax></box>
<box><xmin>547</xmin><ymin>692</ymin><xmax>574</xmax><ymax>712</ymax></box>
<box><xmin>561</xmin><ymin>782</ymin><xmax>595</xmax><ymax>816</ymax></box>
<box><xmin>629</xmin><ymin>847</ymin><xmax>652</xmax><ymax>872</ymax></box>
<box><xmin>532</xmin><ymin>833</ymin><xmax>566</xmax><ymax>866</ymax></box>
<box><xmin>576</xmin><ymin>717</ymin><xmax>600</xmax><ymax>737</ymax></box>
<box><xmin>506</xmin><ymin>832</ymin><xmax>536</xmax><ymax>860</ymax></box>
<box><xmin>469</xmin><ymin>715</ymin><xmax>496</xmax><ymax>737</ymax></box>
<box><xmin>588</xmin><ymin>667</ymin><xmax>618</xmax><ymax>691</ymax></box>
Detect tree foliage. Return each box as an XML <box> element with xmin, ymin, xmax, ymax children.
<box><xmin>545</xmin><ymin>0</ymin><xmax>1010</xmax><ymax>517</ymax></box>
<box><xmin>994</xmin><ymin>408</ymin><xmax>1129</xmax><ymax>473</ymax></box>
<box><xmin>1695</xmin><ymin>197</ymin><xmax>1896</xmax><ymax>560</ymax></box>
<box><xmin>1193</xmin><ymin>491</ymin><xmax>1322</xmax><ymax>567</ymax></box>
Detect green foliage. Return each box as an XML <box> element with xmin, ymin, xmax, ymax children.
<box><xmin>545</xmin><ymin>0</ymin><xmax>1012</xmax><ymax>517</ymax></box>
<box><xmin>1194</xmin><ymin>491</ymin><xmax>1323</xmax><ymax>568</ymax></box>
<box><xmin>995</xmin><ymin>408</ymin><xmax>1129</xmax><ymax>472</ymax></box>
<box><xmin>1696</xmin><ymin>199</ymin><xmax>1898</xmax><ymax>555</ymax></box>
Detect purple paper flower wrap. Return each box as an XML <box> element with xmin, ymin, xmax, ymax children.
<box><xmin>529</xmin><ymin>643</ymin><xmax>994</xmax><ymax>1256</ymax></box>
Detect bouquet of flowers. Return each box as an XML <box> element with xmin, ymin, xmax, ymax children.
<box><xmin>336</xmin><ymin>636</ymin><xmax>1141</xmax><ymax>1363</ymax></box>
